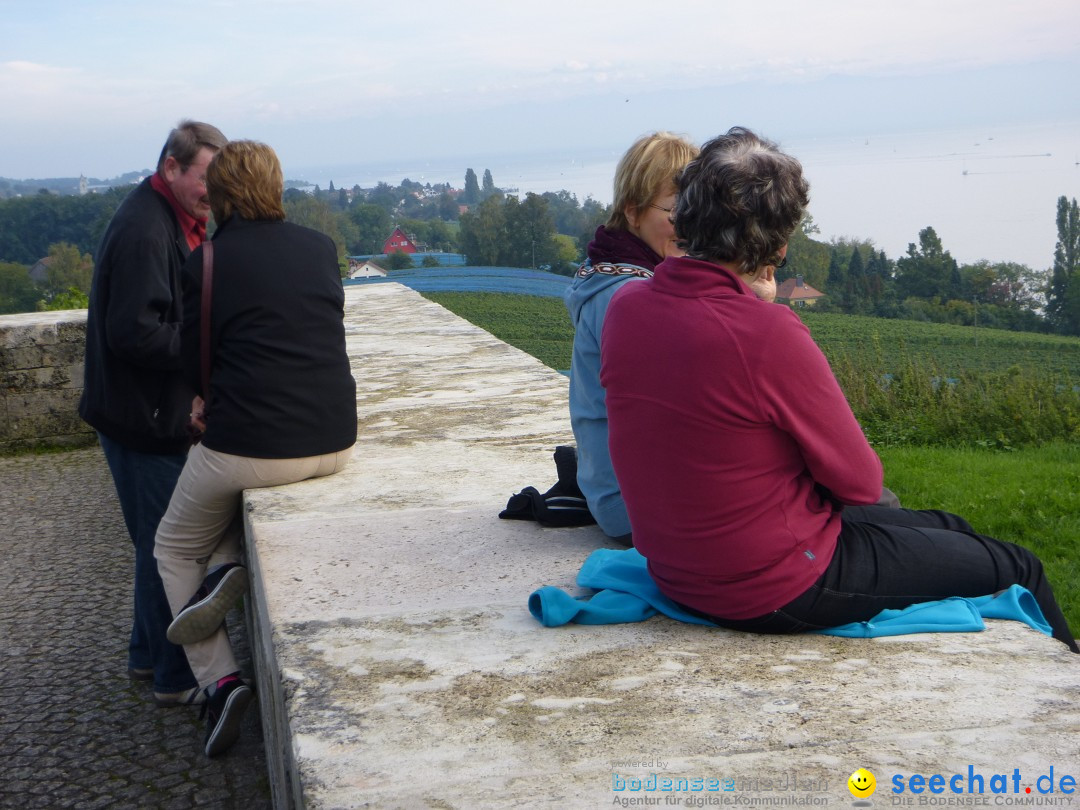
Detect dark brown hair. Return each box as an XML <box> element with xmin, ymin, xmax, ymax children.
<box><xmin>674</xmin><ymin>127</ymin><xmax>809</xmax><ymax>273</ymax></box>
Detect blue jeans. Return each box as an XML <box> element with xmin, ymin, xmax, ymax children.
<box><xmin>697</xmin><ymin>506</ymin><xmax>1078</xmax><ymax>653</ymax></box>
<box><xmin>99</xmin><ymin>433</ymin><xmax>197</xmax><ymax>691</ymax></box>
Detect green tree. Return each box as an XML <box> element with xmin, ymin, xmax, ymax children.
<box><xmin>781</xmin><ymin>217</ymin><xmax>831</xmax><ymax>291</ymax></box>
<box><xmin>895</xmin><ymin>227</ymin><xmax>959</xmax><ymax>301</ymax></box>
<box><xmin>419</xmin><ymin>219</ymin><xmax>456</xmax><ymax>253</ymax></box>
<box><xmin>0</xmin><ymin>261</ymin><xmax>38</xmax><ymax>314</ymax></box>
<box><xmin>462</xmin><ymin>169</ymin><xmax>480</xmax><ymax>205</ymax></box>
<box><xmin>955</xmin><ymin>260</ymin><xmax>1047</xmax><ymax>331</ymax></box>
<box><xmin>0</xmin><ymin>185</ymin><xmax>129</xmax><ymax>264</ymax></box>
<box><xmin>437</xmin><ymin>191</ymin><xmax>459</xmax><ymax>222</ymax></box>
<box><xmin>459</xmin><ymin>196</ymin><xmax>504</xmax><ymax>265</ymax></box>
<box><xmin>825</xmin><ymin>250</ymin><xmax>847</xmax><ymax>298</ymax></box>
<box><xmin>1047</xmin><ymin>196</ymin><xmax>1080</xmax><ymax>334</ymax></box>
<box><xmin>864</xmin><ymin>249</ymin><xmax>891</xmax><ymax>311</ymax></box>
<box><xmin>481</xmin><ymin>169</ymin><xmax>496</xmax><ymax>200</ymax></box>
<box><xmin>42</xmin><ymin>242</ymin><xmax>93</xmax><ymax>301</ymax></box>
<box><xmin>284</xmin><ymin>195</ymin><xmax>346</xmax><ymax>258</ymax></box>
<box><xmin>551</xmin><ymin>234</ymin><xmax>580</xmax><ymax>275</ymax></box>
<box><xmin>367</xmin><ymin>182</ymin><xmax>400</xmax><ymax>214</ymax></box>
<box><xmin>421</xmin><ymin>254</ymin><xmax>441</xmax><ymax>268</ymax></box>
<box><xmin>577</xmin><ymin>197</ymin><xmax>611</xmax><ymax>256</ymax></box>
<box><xmin>347</xmin><ymin>203</ymin><xmax>392</xmax><ymax>255</ymax></box>
<box><xmin>399</xmin><ymin>192</ymin><xmax>426</xmax><ymax>220</ymax></box>
<box><xmin>502</xmin><ymin>193</ymin><xmax>557</xmax><ymax>268</ymax></box>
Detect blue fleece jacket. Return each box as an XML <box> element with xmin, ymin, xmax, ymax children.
<box><xmin>565</xmin><ymin>262</ymin><xmax>652</xmax><ymax>538</ymax></box>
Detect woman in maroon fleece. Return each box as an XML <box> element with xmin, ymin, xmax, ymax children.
<box><xmin>601</xmin><ymin>127</ymin><xmax>1077</xmax><ymax>653</ymax></box>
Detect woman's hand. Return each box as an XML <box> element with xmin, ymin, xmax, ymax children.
<box><xmin>748</xmin><ymin>265</ymin><xmax>777</xmax><ymax>302</ymax></box>
<box><xmin>190</xmin><ymin>395</ymin><xmax>207</xmax><ymax>433</ymax></box>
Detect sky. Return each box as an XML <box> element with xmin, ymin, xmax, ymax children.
<box><xmin>2</xmin><ymin>0</ymin><xmax>1079</xmax><ymax>265</ymax></box>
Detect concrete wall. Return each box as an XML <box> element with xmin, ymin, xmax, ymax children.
<box><xmin>0</xmin><ymin>309</ymin><xmax>94</xmax><ymax>454</ymax></box>
<box><xmin>242</xmin><ymin>283</ymin><xmax>1080</xmax><ymax>810</ymax></box>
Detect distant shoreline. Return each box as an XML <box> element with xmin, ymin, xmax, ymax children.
<box><xmin>4</xmin><ymin>121</ymin><xmax>1076</xmax><ymax>269</ymax></box>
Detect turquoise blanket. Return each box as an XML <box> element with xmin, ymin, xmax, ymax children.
<box><xmin>528</xmin><ymin>547</ymin><xmax>1051</xmax><ymax>639</ymax></box>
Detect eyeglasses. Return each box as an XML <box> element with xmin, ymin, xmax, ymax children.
<box><xmin>775</xmin><ymin>256</ymin><xmax>788</xmax><ymax>270</ymax></box>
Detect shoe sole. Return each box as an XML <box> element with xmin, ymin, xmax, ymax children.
<box><xmin>167</xmin><ymin>567</ymin><xmax>249</xmax><ymax>646</ymax></box>
<box><xmin>205</xmin><ymin>684</ymin><xmax>253</xmax><ymax>757</ymax></box>
<box><xmin>128</xmin><ymin>667</ymin><xmax>154</xmax><ymax>682</ymax></box>
<box><xmin>153</xmin><ymin>687</ymin><xmax>206</xmax><ymax>708</ymax></box>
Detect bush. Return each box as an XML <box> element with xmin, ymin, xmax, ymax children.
<box><xmin>832</xmin><ymin>353</ymin><xmax>1080</xmax><ymax>449</ymax></box>
<box><xmin>384</xmin><ymin>250</ymin><xmax>413</xmax><ymax>271</ymax></box>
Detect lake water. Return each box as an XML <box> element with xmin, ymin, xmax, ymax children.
<box><xmin>292</xmin><ymin>121</ymin><xmax>1080</xmax><ymax>271</ymax></box>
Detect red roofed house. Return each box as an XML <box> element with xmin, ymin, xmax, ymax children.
<box><xmin>776</xmin><ymin>275</ymin><xmax>826</xmax><ymax>307</ymax></box>
<box><xmin>382</xmin><ymin>227</ymin><xmax>419</xmax><ymax>255</ymax></box>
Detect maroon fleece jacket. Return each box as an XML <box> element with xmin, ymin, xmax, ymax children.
<box><xmin>601</xmin><ymin>256</ymin><xmax>883</xmax><ymax>619</ymax></box>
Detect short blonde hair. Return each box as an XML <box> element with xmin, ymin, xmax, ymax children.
<box><xmin>607</xmin><ymin>132</ymin><xmax>699</xmax><ymax>231</ymax></box>
<box><xmin>207</xmin><ymin>140</ymin><xmax>286</xmax><ymax>223</ymax></box>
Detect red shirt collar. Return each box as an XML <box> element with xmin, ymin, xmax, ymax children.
<box><xmin>150</xmin><ymin>171</ymin><xmax>207</xmax><ymax>251</ymax></box>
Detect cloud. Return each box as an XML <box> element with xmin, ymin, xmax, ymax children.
<box><xmin>1</xmin><ymin>0</ymin><xmax>1078</xmax><ymax>177</ymax></box>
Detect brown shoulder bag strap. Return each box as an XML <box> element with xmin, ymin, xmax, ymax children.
<box><xmin>200</xmin><ymin>240</ymin><xmax>214</xmax><ymax>406</ymax></box>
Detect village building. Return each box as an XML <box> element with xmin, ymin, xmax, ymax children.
<box><xmin>776</xmin><ymin>275</ymin><xmax>826</xmax><ymax>307</ymax></box>
<box><xmin>347</xmin><ymin>258</ymin><xmax>388</xmax><ymax>279</ymax></box>
<box><xmin>28</xmin><ymin>256</ymin><xmax>54</xmax><ymax>284</ymax></box>
<box><xmin>382</xmin><ymin>227</ymin><xmax>427</xmax><ymax>255</ymax></box>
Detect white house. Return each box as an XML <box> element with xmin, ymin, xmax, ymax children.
<box><xmin>348</xmin><ymin>259</ymin><xmax>388</xmax><ymax>279</ymax></box>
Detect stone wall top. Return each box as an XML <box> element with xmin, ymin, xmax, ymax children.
<box><xmin>242</xmin><ymin>283</ymin><xmax>1079</xmax><ymax>810</ymax></box>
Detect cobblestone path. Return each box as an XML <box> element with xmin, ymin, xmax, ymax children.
<box><xmin>0</xmin><ymin>447</ymin><xmax>272</xmax><ymax>809</ymax></box>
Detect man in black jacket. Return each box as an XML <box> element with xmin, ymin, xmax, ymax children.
<box><xmin>80</xmin><ymin>120</ymin><xmax>226</xmax><ymax>707</ymax></box>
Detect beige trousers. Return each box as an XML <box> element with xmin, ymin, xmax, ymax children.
<box><xmin>155</xmin><ymin>442</ymin><xmax>353</xmax><ymax>688</ymax></box>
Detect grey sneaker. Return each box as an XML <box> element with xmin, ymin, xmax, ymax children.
<box><xmin>167</xmin><ymin>563</ymin><xmax>248</xmax><ymax>646</ymax></box>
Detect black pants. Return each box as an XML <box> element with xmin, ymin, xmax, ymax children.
<box><xmin>702</xmin><ymin>506</ymin><xmax>1078</xmax><ymax>653</ymax></box>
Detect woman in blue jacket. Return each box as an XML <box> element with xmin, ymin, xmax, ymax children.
<box><xmin>565</xmin><ymin>132</ymin><xmax>698</xmax><ymax>544</ymax></box>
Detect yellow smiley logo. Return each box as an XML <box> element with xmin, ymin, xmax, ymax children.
<box><xmin>848</xmin><ymin>768</ymin><xmax>877</xmax><ymax>798</ymax></box>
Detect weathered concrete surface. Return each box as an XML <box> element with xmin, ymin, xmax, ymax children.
<box><xmin>245</xmin><ymin>283</ymin><xmax>1079</xmax><ymax>809</ymax></box>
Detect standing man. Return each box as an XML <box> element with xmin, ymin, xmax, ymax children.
<box><xmin>80</xmin><ymin>120</ymin><xmax>227</xmax><ymax>707</ymax></box>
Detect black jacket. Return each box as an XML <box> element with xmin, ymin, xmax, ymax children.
<box><xmin>79</xmin><ymin>178</ymin><xmax>195</xmax><ymax>454</ymax></box>
<box><xmin>182</xmin><ymin>216</ymin><xmax>357</xmax><ymax>459</ymax></box>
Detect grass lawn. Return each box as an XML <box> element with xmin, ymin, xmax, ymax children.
<box><xmin>879</xmin><ymin>443</ymin><xmax>1080</xmax><ymax>637</ymax></box>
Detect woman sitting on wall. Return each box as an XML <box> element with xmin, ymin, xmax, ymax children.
<box><xmin>155</xmin><ymin>140</ymin><xmax>358</xmax><ymax>757</ymax></box>
<box><xmin>600</xmin><ymin>127</ymin><xmax>1077</xmax><ymax>653</ymax></box>
<box><xmin>565</xmin><ymin>132</ymin><xmax>699</xmax><ymax>545</ymax></box>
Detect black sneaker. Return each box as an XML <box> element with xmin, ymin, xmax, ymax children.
<box><xmin>202</xmin><ymin>676</ymin><xmax>253</xmax><ymax>757</ymax></box>
<box><xmin>167</xmin><ymin>563</ymin><xmax>248</xmax><ymax>646</ymax></box>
